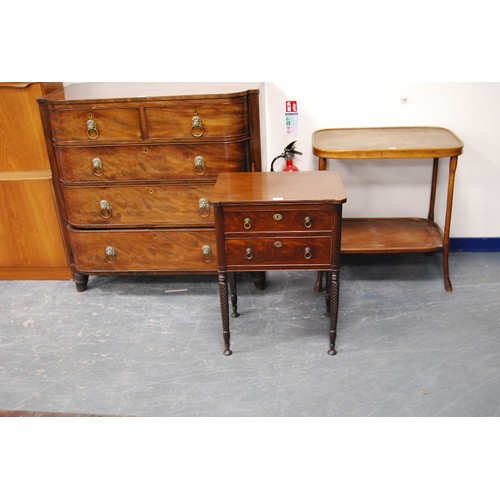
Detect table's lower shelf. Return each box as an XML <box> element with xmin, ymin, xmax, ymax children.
<box><xmin>341</xmin><ymin>218</ymin><xmax>444</xmax><ymax>253</ymax></box>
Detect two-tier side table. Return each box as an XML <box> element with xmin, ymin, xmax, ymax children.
<box><xmin>313</xmin><ymin>126</ymin><xmax>463</xmax><ymax>292</ymax></box>
<box><xmin>211</xmin><ymin>171</ymin><xmax>346</xmax><ymax>356</ymax></box>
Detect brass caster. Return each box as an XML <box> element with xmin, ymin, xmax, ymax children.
<box><xmin>223</xmin><ymin>348</ymin><xmax>233</xmax><ymax>356</ymax></box>
<box><xmin>231</xmin><ymin>312</ymin><xmax>240</xmax><ymax>318</ymax></box>
<box><xmin>328</xmin><ymin>347</ymin><xmax>337</xmax><ymax>356</ymax></box>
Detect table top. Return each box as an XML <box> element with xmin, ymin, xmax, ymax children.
<box><xmin>210</xmin><ymin>171</ymin><xmax>346</xmax><ymax>205</ymax></box>
<box><xmin>313</xmin><ymin>126</ymin><xmax>463</xmax><ymax>159</ymax></box>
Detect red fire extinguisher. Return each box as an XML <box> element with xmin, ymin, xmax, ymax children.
<box><xmin>270</xmin><ymin>141</ymin><xmax>302</xmax><ymax>172</ymax></box>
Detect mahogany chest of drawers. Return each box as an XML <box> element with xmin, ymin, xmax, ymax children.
<box><xmin>38</xmin><ymin>83</ymin><xmax>262</xmax><ymax>291</ymax></box>
<box><xmin>211</xmin><ymin>171</ymin><xmax>346</xmax><ymax>356</ymax></box>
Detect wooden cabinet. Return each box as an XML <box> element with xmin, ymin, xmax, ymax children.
<box><xmin>38</xmin><ymin>83</ymin><xmax>263</xmax><ymax>291</ymax></box>
<box><xmin>0</xmin><ymin>82</ymin><xmax>71</xmax><ymax>280</ymax></box>
<box><xmin>211</xmin><ymin>171</ymin><xmax>346</xmax><ymax>356</ymax></box>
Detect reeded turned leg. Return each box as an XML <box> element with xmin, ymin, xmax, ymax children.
<box><xmin>218</xmin><ymin>271</ymin><xmax>232</xmax><ymax>356</ymax></box>
<box><xmin>328</xmin><ymin>270</ymin><xmax>340</xmax><ymax>356</ymax></box>
<box><xmin>228</xmin><ymin>272</ymin><xmax>239</xmax><ymax>318</ymax></box>
<box><xmin>324</xmin><ymin>271</ymin><xmax>331</xmax><ymax>317</ymax></box>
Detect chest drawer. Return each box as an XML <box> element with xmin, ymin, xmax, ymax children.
<box><xmin>68</xmin><ymin>227</ymin><xmax>217</xmax><ymax>272</ymax></box>
<box><xmin>49</xmin><ymin>108</ymin><xmax>142</xmax><ymax>142</ymax></box>
<box><xmin>55</xmin><ymin>141</ymin><xmax>248</xmax><ymax>182</ymax></box>
<box><xmin>224</xmin><ymin>207</ymin><xmax>333</xmax><ymax>233</ymax></box>
<box><xmin>145</xmin><ymin>98</ymin><xmax>248</xmax><ymax>140</ymax></box>
<box><xmin>225</xmin><ymin>236</ymin><xmax>332</xmax><ymax>268</ymax></box>
<box><xmin>62</xmin><ymin>182</ymin><xmax>216</xmax><ymax>227</ymax></box>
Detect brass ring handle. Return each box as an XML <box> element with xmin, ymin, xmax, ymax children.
<box><xmin>194</xmin><ymin>155</ymin><xmax>206</xmax><ymax>175</ymax></box>
<box><xmin>86</xmin><ymin>119</ymin><xmax>99</xmax><ymax>139</ymax></box>
<box><xmin>92</xmin><ymin>157</ymin><xmax>104</xmax><ymax>176</ymax></box>
<box><xmin>191</xmin><ymin>112</ymin><xmax>203</xmax><ymax>137</ymax></box>
<box><xmin>105</xmin><ymin>246</ymin><xmax>116</xmax><ymax>263</ymax></box>
<box><xmin>243</xmin><ymin>217</ymin><xmax>251</xmax><ymax>230</ymax></box>
<box><xmin>201</xmin><ymin>245</ymin><xmax>213</xmax><ymax>263</ymax></box>
<box><xmin>198</xmin><ymin>198</ymin><xmax>210</xmax><ymax>218</ymax></box>
<box><xmin>304</xmin><ymin>216</ymin><xmax>312</xmax><ymax>228</ymax></box>
<box><xmin>99</xmin><ymin>200</ymin><xmax>112</xmax><ymax>219</ymax></box>
<box><xmin>245</xmin><ymin>248</ymin><xmax>253</xmax><ymax>260</ymax></box>
<box><xmin>304</xmin><ymin>247</ymin><xmax>312</xmax><ymax>260</ymax></box>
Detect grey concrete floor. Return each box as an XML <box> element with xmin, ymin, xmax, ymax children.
<box><xmin>1</xmin><ymin>252</ymin><xmax>499</xmax><ymax>416</ymax></box>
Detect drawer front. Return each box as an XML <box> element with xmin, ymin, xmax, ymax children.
<box><xmin>145</xmin><ymin>98</ymin><xmax>248</xmax><ymax>140</ymax></box>
<box><xmin>225</xmin><ymin>236</ymin><xmax>332</xmax><ymax>267</ymax></box>
<box><xmin>55</xmin><ymin>141</ymin><xmax>249</xmax><ymax>182</ymax></box>
<box><xmin>68</xmin><ymin>228</ymin><xmax>217</xmax><ymax>272</ymax></box>
<box><xmin>224</xmin><ymin>208</ymin><xmax>332</xmax><ymax>233</ymax></box>
<box><xmin>63</xmin><ymin>183</ymin><xmax>216</xmax><ymax>227</ymax></box>
<box><xmin>49</xmin><ymin>108</ymin><xmax>142</xmax><ymax>142</ymax></box>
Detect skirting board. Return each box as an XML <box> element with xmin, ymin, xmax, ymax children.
<box><xmin>450</xmin><ymin>238</ymin><xmax>500</xmax><ymax>252</ymax></box>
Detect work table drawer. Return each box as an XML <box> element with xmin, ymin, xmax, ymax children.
<box><xmin>223</xmin><ymin>205</ymin><xmax>333</xmax><ymax>233</ymax></box>
<box><xmin>224</xmin><ymin>236</ymin><xmax>332</xmax><ymax>268</ymax></box>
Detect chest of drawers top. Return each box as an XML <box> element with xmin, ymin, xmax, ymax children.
<box><xmin>39</xmin><ymin>82</ymin><xmax>262</xmax><ymax>145</ymax></box>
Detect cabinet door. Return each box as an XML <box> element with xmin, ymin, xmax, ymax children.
<box><xmin>0</xmin><ymin>82</ymin><xmax>54</xmax><ymax>171</ymax></box>
<box><xmin>0</xmin><ymin>82</ymin><xmax>70</xmax><ymax>279</ymax></box>
<box><xmin>0</xmin><ymin>176</ymin><xmax>70</xmax><ymax>279</ymax></box>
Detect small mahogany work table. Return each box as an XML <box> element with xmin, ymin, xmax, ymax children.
<box><xmin>313</xmin><ymin>126</ymin><xmax>463</xmax><ymax>292</ymax></box>
<box><xmin>211</xmin><ymin>171</ymin><xmax>347</xmax><ymax>356</ymax></box>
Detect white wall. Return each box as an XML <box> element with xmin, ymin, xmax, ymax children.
<box><xmin>263</xmin><ymin>82</ymin><xmax>500</xmax><ymax>238</ymax></box>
